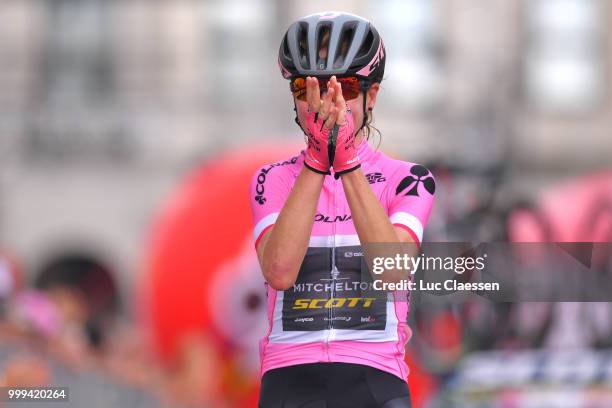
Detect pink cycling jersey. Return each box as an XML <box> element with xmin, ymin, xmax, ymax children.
<box><xmin>249</xmin><ymin>140</ymin><xmax>435</xmax><ymax>381</ymax></box>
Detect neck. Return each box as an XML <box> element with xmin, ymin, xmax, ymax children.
<box><xmin>355</xmin><ymin>130</ymin><xmax>367</xmax><ymax>146</ymax></box>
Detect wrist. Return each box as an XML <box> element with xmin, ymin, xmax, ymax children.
<box><xmin>336</xmin><ymin>164</ymin><xmax>362</xmax><ymax>180</ymax></box>
<box><xmin>302</xmin><ymin>163</ymin><xmax>329</xmax><ymax>178</ymax></box>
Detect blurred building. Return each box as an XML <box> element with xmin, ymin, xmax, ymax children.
<box><xmin>0</xmin><ymin>0</ymin><xmax>610</xmax><ymax>314</ymax></box>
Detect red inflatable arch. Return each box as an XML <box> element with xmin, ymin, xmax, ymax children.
<box><xmin>143</xmin><ymin>142</ymin><xmax>302</xmax><ymax>359</ymax></box>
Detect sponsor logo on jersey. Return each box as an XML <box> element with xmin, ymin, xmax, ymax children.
<box><xmin>344</xmin><ymin>251</ymin><xmax>363</xmax><ymax>258</ymax></box>
<box><xmin>396</xmin><ymin>165</ymin><xmax>435</xmax><ymax>197</ymax></box>
<box><xmin>314</xmin><ymin>213</ymin><xmax>352</xmax><ymax>223</ymax></box>
<box><xmin>255</xmin><ymin>156</ymin><xmax>299</xmax><ymax>205</ymax></box>
<box><xmin>292</xmin><ymin>297</ymin><xmax>376</xmax><ymax>309</ymax></box>
<box><xmin>294</xmin><ymin>317</ymin><xmax>314</xmax><ymax>323</ymax></box>
<box><xmin>361</xmin><ymin>316</ymin><xmax>376</xmax><ymax>323</ymax></box>
<box><xmin>365</xmin><ymin>172</ymin><xmax>386</xmax><ymax>184</ymax></box>
<box><xmin>324</xmin><ymin>316</ymin><xmax>352</xmax><ymax>322</ymax></box>
<box><xmin>292</xmin><ymin>280</ymin><xmax>375</xmax><ymax>293</ymax></box>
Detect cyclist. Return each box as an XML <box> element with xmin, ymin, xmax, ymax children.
<box><xmin>250</xmin><ymin>11</ymin><xmax>435</xmax><ymax>408</ymax></box>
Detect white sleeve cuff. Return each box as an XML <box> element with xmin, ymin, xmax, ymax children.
<box><xmin>389</xmin><ymin>212</ymin><xmax>424</xmax><ymax>242</ymax></box>
<box><xmin>253</xmin><ymin>212</ymin><xmax>279</xmax><ymax>242</ymax></box>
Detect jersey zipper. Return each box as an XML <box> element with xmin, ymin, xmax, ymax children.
<box><xmin>325</xmin><ymin>170</ymin><xmax>338</xmax><ymax>361</ymax></box>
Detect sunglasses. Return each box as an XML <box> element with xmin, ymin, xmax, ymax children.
<box><xmin>290</xmin><ymin>76</ymin><xmax>370</xmax><ymax>101</ymax></box>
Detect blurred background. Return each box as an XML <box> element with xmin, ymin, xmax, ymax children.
<box><xmin>0</xmin><ymin>0</ymin><xmax>611</xmax><ymax>407</ymax></box>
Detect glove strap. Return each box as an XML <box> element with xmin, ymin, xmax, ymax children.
<box><xmin>333</xmin><ymin>163</ymin><xmax>361</xmax><ymax>180</ymax></box>
<box><xmin>304</xmin><ymin>161</ymin><xmax>331</xmax><ymax>175</ymax></box>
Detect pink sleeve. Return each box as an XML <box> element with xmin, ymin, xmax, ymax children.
<box><xmin>249</xmin><ymin>165</ymin><xmax>292</xmax><ymax>248</ymax></box>
<box><xmin>386</xmin><ymin>163</ymin><xmax>436</xmax><ymax>244</ymax></box>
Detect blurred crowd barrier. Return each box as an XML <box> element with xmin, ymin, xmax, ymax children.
<box><xmin>0</xmin><ymin>0</ymin><xmax>611</xmax><ymax>407</ymax></box>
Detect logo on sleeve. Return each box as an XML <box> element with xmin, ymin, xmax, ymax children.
<box><xmin>365</xmin><ymin>172</ymin><xmax>386</xmax><ymax>184</ymax></box>
<box><xmin>395</xmin><ymin>165</ymin><xmax>435</xmax><ymax>197</ymax></box>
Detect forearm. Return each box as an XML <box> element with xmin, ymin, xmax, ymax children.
<box><xmin>341</xmin><ymin>168</ymin><xmax>398</xmax><ymax>243</ymax></box>
<box><xmin>262</xmin><ymin>167</ymin><xmax>324</xmax><ymax>289</ymax></box>
<box><xmin>342</xmin><ymin>168</ymin><xmax>416</xmax><ymax>282</ymax></box>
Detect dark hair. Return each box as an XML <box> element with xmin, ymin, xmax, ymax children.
<box><xmin>363</xmin><ymin>111</ymin><xmax>382</xmax><ymax>149</ymax></box>
<box><xmin>362</xmin><ymin>93</ymin><xmax>382</xmax><ymax>149</ymax></box>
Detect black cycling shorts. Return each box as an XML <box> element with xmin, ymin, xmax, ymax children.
<box><xmin>258</xmin><ymin>362</ymin><xmax>412</xmax><ymax>408</ymax></box>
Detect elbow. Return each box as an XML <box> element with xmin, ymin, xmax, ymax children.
<box><xmin>263</xmin><ymin>260</ymin><xmax>297</xmax><ymax>291</ymax></box>
<box><xmin>268</xmin><ymin>278</ymin><xmax>295</xmax><ymax>291</ymax></box>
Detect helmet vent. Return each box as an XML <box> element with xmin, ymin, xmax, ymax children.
<box><xmin>297</xmin><ymin>22</ymin><xmax>309</xmax><ymax>70</ymax></box>
<box><xmin>334</xmin><ymin>23</ymin><xmax>356</xmax><ymax>69</ymax></box>
<box><xmin>282</xmin><ymin>33</ymin><xmax>291</xmax><ymax>60</ymax></box>
<box><xmin>316</xmin><ymin>23</ymin><xmax>331</xmax><ymax>71</ymax></box>
<box><xmin>356</xmin><ymin>29</ymin><xmax>375</xmax><ymax>59</ymax></box>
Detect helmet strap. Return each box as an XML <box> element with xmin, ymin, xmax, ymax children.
<box><xmin>355</xmin><ymin>89</ymin><xmax>368</xmax><ymax>139</ymax></box>
<box><xmin>293</xmin><ymin>100</ymin><xmax>308</xmax><ymax>137</ymax></box>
